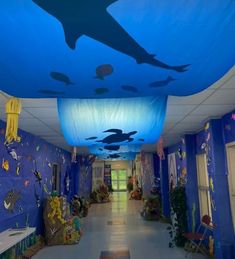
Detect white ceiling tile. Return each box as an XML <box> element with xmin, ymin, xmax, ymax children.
<box><xmin>166</xmin><ymin>105</ymin><xmax>196</xmax><ymax>116</ymax></box>
<box><xmin>23</xmin><ymin>107</ymin><xmax>59</xmax><ymax>118</ymax></box>
<box><xmin>168</xmin><ymin>90</ymin><xmax>214</xmax><ymax>105</ymax></box>
<box><xmin>203</xmin><ymin>89</ymin><xmax>235</xmax><ymax>105</ymax></box>
<box><xmin>190</xmin><ymin>104</ymin><xmax>235</xmax><ymax>116</ymax></box>
<box><xmin>181</xmin><ymin>115</ymin><xmax>209</xmax><ymax>123</ymax></box>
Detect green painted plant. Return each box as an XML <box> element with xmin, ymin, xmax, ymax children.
<box><xmin>168</xmin><ymin>186</ymin><xmax>188</xmax><ymax>247</ymax></box>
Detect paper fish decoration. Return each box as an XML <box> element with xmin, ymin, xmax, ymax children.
<box><xmin>201</xmin><ymin>143</ymin><xmax>206</xmax><ymax>150</ymax></box>
<box><xmin>43</xmin><ymin>184</ymin><xmax>49</xmax><ymax>194</ymax></box>
<box><xmin>16</xmin><ymin>163</ymin><xmax>21</xmax><ymax>175</ymax></box>
<box><xmin>2</xmin><ymin>159</ymin><xmax>9</xmax><ymax>171</ymax></box>
<box><xmin>205</xmin><ymin>122</ymin><xmax>210</xmax><ymax>130</ymax></box>
<box><xmin>32</xmin><ymin>170</ymin><xmax>42</xmax><ymax>186</ymax></box>
<box><xmin>24</xmin><ymin>180</ymin><xmax>30</xmax><ymax>187</ymax></box>
<box><xmin>206</xmin><ymin>132</ymin><xmax>211</xmax><ymax>142</ymax></box>
<box><xmin>232</xmin><ymin>113</ymin><xmax>235</xmax><ymax>120</ymax></box>
<box><xmin>182</xmin><ymin>152</ymin><xmax>186</xmax><ymax>159</ymax></box>
<box><xmin>4</xmin><ymin>189</ymin><xmax>21</xmax><ymax>213</ymax></box>
<box><xmin>36</xmin><ymin>145</ymin><xmax>40</xmax><ymax>151</ymax></box>
<box><xmin>211</xmin><ymin>199</ymin><xmax>216</xmax><ymax>211</ymax></box>
<box><xmin>7</xmin><ymin>147</ymin><xmax>21</xmax><ymax>161</ymax></box>
<box><xmin>209</xmin><ymin>178</ymin><xmax>214</xmax><ymax>192</ymax></box>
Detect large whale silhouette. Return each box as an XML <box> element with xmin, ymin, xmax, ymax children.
<box><xmin>33</xmin><ymin>0</ymin><xmax>189</xmax><ymax>72</ymax></box>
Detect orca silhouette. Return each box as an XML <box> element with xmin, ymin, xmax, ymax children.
<box><xmin>33</xmin><ymin>0</ymin><xmax>189</xmax><ymax>72</ymax></box>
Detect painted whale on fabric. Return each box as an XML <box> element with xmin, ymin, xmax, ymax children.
<box><xmin>32</xmin><ymin>0</ymin><xmax>189</xmax><ymax>72</ymax></box>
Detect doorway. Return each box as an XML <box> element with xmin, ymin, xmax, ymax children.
<box><xmin>111</xmin><ymin>169</ymin><xmax>127</xmax><ymax>191</ymax></box>
<box><xmin>226</xmin><ymin>143</ymin><xmax>235</xmax><ymax>232</ymax></box>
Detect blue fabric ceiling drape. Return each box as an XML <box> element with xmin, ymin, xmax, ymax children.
<box><xmin>57</xmin><ymin>96</ymin><xmax>167</xmax><ymax>147</ymax></box>
<box><xmin>0</xmin><ymin>1</ymin><xmax>234</xmax><ymax>99</ymax></box>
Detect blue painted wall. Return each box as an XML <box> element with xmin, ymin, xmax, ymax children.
<box><xmin>162</xmin><ymin>109</ymin><xmax>235</xmax><ymax>258</ymax></box>
<box><xmin>0</xmin><ymin>119</ymin><xmax>72</xmax><ymax>234</ymax></box>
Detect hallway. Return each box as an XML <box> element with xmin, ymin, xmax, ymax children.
<box><xmin>34</xmin><ymin>193</ymin><xmax>204</xmax><ymax>259</ymax></box>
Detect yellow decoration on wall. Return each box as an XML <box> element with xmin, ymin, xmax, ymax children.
<box><xmin>209</xmin><ymin>177</ymin><xmax>214</xmax><ymax>192</ymax></box>
<box><xmin>209</xmin><ymin>235</ymin><xmax>214</xmax><ymax>256</ymax></box>
<box><xmin>5</xmin><ymin>98</ymin><xmax>22</xmax><ymax>145</ymax></box>
<box><xmin>2</xmin><ymin>159</ymin><xmax>9</xmax><ymax>171</ymax></box>
<box><xmin>48</xmin><ymin>197</ymin><xmax>65</xmax><ymax>225</ymax></box>
<box><xmin>205</xmin><ymin>122</ymin><xmax>210</xmax><ymax>130</ymax></box>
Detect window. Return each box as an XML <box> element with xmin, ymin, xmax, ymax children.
<box><xmin>196</xmin><ymin>154</ymin><xmax>212</xmax><ymax>219</ymax></box>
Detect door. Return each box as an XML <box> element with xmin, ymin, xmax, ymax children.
<box><xmin>226</xmin><ymin>143</ymin><xmax>235</xmax><ymax>232</ymax></box>
<box><xmin>111</xmin><ymin>169</ymin><xmax>127</xmax><ymax>191</ymax></box>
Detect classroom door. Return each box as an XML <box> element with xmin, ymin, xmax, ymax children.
<box><xmin>226</xmin><ymin>143</ymin><xmax>235</xmax><ymax>232</ymax></box>
<box><xmin>111</xmin><ymin>170</ymin><xmax>127</xmax><ymax>191</ymax></box>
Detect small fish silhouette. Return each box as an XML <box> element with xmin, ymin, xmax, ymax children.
<box><xmin>85</xmin><ymin>136</ymin><xmax>98</xmax><ymax>140</ymax></box>
<box><xmin>138</xmin><ymin>138</ymin><xmax>145</xmax><ymax>142</ymax></box>
<box><xmin>94</xmin><ymin>88</ymin><xmax>109</xmax><ymax>95</ymax></box>
<box><xmin>104</xmin><ymin>145</ymin><xmax>120</xmax><ymax>151</ymax></box>
<box><xmin>50</xmin><ymin>71</ymin><xmax>74</xmax><ymax>85</ymax></box>
<box><xmin>149</xmin><ymin>76</ymin><xmax>176</xmax><ymax>88</ymax></box>
<box><xmin>38</xmin><ymin>90</ymin><xmax>65</xmax><ymax>95</ymax></box>
<box><xmin>95</xmin><ymin>64</ymin><xmax>113</xmax><ymax>80</ymax></box>
<box><xmin>2</xmin><ymin>159</ymin><xmax>9</xmax><ymax>171</ymax></box>
<box><xmin>121</xmin><ymin>85</ymin><xmax>139</xmax><ymax>93</ymax></box>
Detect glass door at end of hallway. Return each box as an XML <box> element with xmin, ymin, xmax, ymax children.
<box><xmin>111</xmin><ymin>169</ymin><xmax>127</xmax><ymax>191</ymax></box>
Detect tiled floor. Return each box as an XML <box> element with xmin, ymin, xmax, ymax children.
<box><xmin>33</xmin><ymin>192</ymin><xmax>204</xmax><ymax>259</ymax></box>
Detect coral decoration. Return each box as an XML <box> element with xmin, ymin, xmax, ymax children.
<box><xmin>48</xmin><ymin>197</ymin><xmax>65</xmax><ymax>225</ymax></box>
<box><xmin>157</xmin><ymin>136</ymin><xmax>165</xmax><ymax>160</ymax></box>
<box><xmin>5</xmin><ymin>98</ymin><xmax>21</xmax><ymax>145</ymax></box>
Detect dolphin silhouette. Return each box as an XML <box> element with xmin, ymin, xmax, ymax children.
<box><xmin>33</xmin><ymin>0</ymin><xmax>189</xmax><ymax>72</ymax></box>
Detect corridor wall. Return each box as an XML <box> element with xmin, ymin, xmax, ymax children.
<box><xmin>0</xmin><ymin>120</ymin><xmax>71</xmax><ymax>234</ymax></box>
<box><xmin>162</xmin><ymin>109</ymin><xmax>235</xmax><ymax>259</ymax></box>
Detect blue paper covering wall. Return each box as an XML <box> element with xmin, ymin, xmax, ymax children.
<box><xmin>1</xmin><ymin>1</ymin><xmax>235</xmax><ymax>99</ymax></box>
<box><xmin>0</xmin><ymin>119</ymin><xmax>71</xmax><ymax>234</ymax></box>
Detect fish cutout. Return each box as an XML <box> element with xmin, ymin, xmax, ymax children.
<box><xmin>99</xmin><ymin>148</ymin><xmax>103</xmax><ymax>151</ymax></box>
<box><xmin>32</xmin><ymin>169</ymin><xmax>42</xmax><ymax>186</ymax></box>
<box><xmin>209</xmin><ymin>178</ymin><xmax>214</xmax><ymax>192</ymax></box>
<box><xmin>36</xmin><ymin>146</ymin><xmax>40</xmax><ymax>151</ymax></box>
<box><xmin>201</xmin><ymin>143</ymin><xmax>206</xmax><ymax>150</ymax></box>
<box><xmin>48</xmin><ymin>162</ymin><xmax>52</xmax><ymax>168</ymax></box>
<box><xmin>61</xmin><ymin>155</ymin><xmax>66</xmax><ymax>164</ymax></box>
<box><xmin>96</xmin><ymin>129</ymin><xmax>137</xmax><ymax>144</ymax></box>
<box><xmin>43</xmin><ymin>184</ymin><xmax>49</xmax><ymax>194</ymax></box>
<box><xmin>86</xmin><ymin>136</ymin><xmax>98</xmax><ymax>140</ymax></box>
<box><xmin>138</xmin><ymin>138</ymin><xmax>145</xmax><ymax>142</ymax></box>
<box><xmin>18</xmin><ymin>205</ymin><xmax>23</xmax><ymax>213</ymax></box>
<box><xmin>2</xmin><ymin>159</ymin><xmax>9</xmax><ymax>171</ymax></box>
<box><xmin>6</xmin><ymin>147</ymin><xmax>21</xmax><ymax>161</ymax></box>
<box><xmin>177</xmin><ymin>148</ymin><xmax>183</xmax><ymax>160</ymax></box>
<box><xmin>107</xmin><ymin>154</ymin><xmax>121</xmax><ymax>159</ymax></box>
<box><xmin>211</xmin><ymin>199</ymin><xmax>216</xmax><ymax>211</ymax></box>
<box><xmin>205</xmin><ymin>122</ymin><xmax>210</xmax><ymax>130</ymax></box>
<box><xmin>38</xmin><ymin>89</ymin><xmax>65</xmax><ymax>95</ymax></box>
<box><xmin>50</xmin><ymin>71</ymin><xmax>74</xmax><ymax>85</ymax></box>
<box><xmin>104</xmin><ymin>145</ymin><xmax>120</xmax><ymax>151</ymax></box>
<box><xmin>95</xmin><ymin>64</ymin><xmax>113</xmax><ymax>80</ymax></box>
<box><xmin>232</xmin><ymin>113</ymin><xmax>235</xmax><ymax>120</ymax></box>
<box><xmin>149</xmin><ymin>76</ymin><xmax>176</xmax><ymax>88</ymax></box>
<box><xmin>16</xmin><ymin>163</ymin><xmax>21</xmax><ymax>175</ymax></box>
<box><xmin>32</xmin><ymin>1</ymin><xmax>189</xmax><ymax>72</ymax></box>
<box><xmin>206</xmin><ymin>132</ymin><xmax>211</xmax><ymax>142</ymax></box>
<box><xmin>94</xmin><ymin>87</ymin><xmax>109</xmax><ymax>95</ymax></box>
<box><xmin>4</xmin><ymin>189</ymin><xmax>21</xmax><ymax>213</ymax></box>
<box><xmin>121</xmin><ymin>85</ymin><xmax>139</xmax><ymax>93</ymax></box>
<box><xmin>24</xmin><ymin>180</ymin><xmax>30</xmax><ymax>187</ymax></box>
<box><xmin>182</xmin><ymin>152</ymin><xmax>186</xmax><ymax>159</ymax></box>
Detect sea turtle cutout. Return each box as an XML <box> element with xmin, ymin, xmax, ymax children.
<box><xmin>96</xmin><ymin>129</ymin><xmax>137</xmax><ymax>144</ymax></box>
